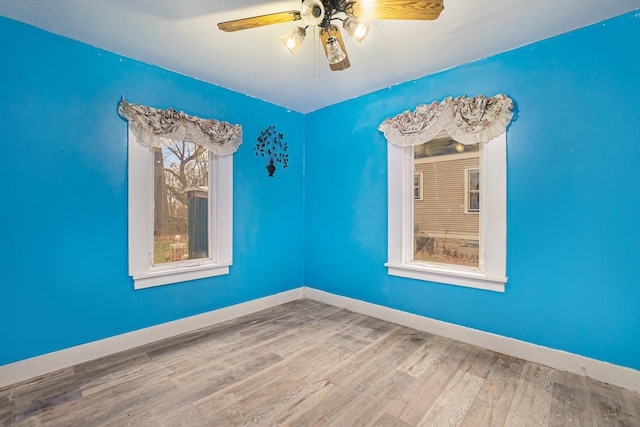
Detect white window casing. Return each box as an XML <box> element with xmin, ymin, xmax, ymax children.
<box><xmin>127</xmin><ymin>128</ymin><xmax>234</xmax><ymax>289</ymax></box>
<box><xmin>386</xmin><ymin>133</ymin><xmax>507</xmax><ymax>292</ymax></box>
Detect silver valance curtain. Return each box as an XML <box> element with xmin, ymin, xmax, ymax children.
<box><xmin>118</xmin><ymin>99</ymin><xmax>242</xmax><ymax>155</ymax></box>
<box><xmin>378</xmin><ymin>94</ymin><xmax>514</xmax><ymax>146</ymax></box>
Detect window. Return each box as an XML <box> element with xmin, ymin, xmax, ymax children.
<box><xmin>379</xmin><ymin>94</ymin><xmax>513</xmax><ymax>292</ymax></box>
<box><xmin>413</xmin><ymin>173</ymin><xmax>423</xmax><ymax>200</ymax></box>
<box><xmin>465</xmin><ymin>168</ymin><xmax>480</xmax><ymax>214</ymax></box>
<box><xmin>387</xmin><ymin>133</ymin><xmax>506</xmax><ymax>291</ymax></box>
<box><xmin>120</xmin><ymin>100</ymin><xmax>241</xmax><ymax>289</ymax></box>
<box><xmin>413</xmin><ymin>136</ymin><xmax>480</xmax><ymax>269</ymax></box>
<box><xmin>153</xmin><ymin>142</ymin><xmax>210</xmax><ymax>265</ymax></box>
<box><xmin>128</xmin><ymin>130</ymin><xmax>233</xmax><ymax>289</ymax></box>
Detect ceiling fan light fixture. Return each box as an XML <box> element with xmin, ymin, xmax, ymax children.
<box><xmin>281</xmin><ymin>26</ymin><xmax>306</xmax><ymax>54</ymax></box>
<box><xmin>325</xmin><ymin>36</ymin><xmax>346</xmax><ymax>64</ymax></box>
<box><xmin>217</xmin><ymin>0</ymin><xmax>446</xmax><ymax>71</ymax></box>
<box><xmin>343</xmin><ymin>17</ymin><xmax>371</xmax><ymax>44</ymax></box>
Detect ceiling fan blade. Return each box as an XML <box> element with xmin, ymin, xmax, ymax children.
<box><xmin>352</xmin><ymin>0</ymin><xmax>444</xmax><ymax>20</ymax></box>
<box><xmin>218</xmin><ymin>11</ymin><xmax>301</xmax><ymax>32</ymax></box>
<box><xmin>319</xmin><ymin>26</ymin><xmax>351</xmax><ymax>71</ymax></box>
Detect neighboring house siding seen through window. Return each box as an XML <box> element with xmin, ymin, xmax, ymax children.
<box><xmin>413</xmin><ymin>138</ymin><xmax>480</xmax><ymax>268</ymax></box>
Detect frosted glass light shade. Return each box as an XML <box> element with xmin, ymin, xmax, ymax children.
<box><xmin>300</xmin><ymin>0</ymin><xmax>325</xmax><ymax>26</ymax></box>
<box><xmin>343</xmin><ymin>17</ymin><xmax>371</xmax><ymax>44</ymax></box>
<box><xmin>325</xmin><ymin>37</ymin><xmax>346</xmax><ymax>64</ymax></box>
<box><xmin>281</xmin><ymin>27</ymin><xmax>306</xmax><ymax>54</ymax></box>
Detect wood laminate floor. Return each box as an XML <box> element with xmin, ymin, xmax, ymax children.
<box><xmin>2</xmin><ymin>299</ymin><xmax>639</xmax><ymax>426</ymax></box>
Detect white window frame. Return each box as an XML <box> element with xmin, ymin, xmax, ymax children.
<box><xmin>386</xmin><ymin>133</ymin><xmax>507</xmax><ymax>292</ymax></box>
<box><xmin>413</xmin><ymin>172</ymin><xmax>423</xmax><ymax>201</ymax></box>
<box><xmin>127</xmin><ymin>128</ymin><xmax>233</xmax><ymax>289</ymax></box>
<box><xmin>465</xmin><ymin>167</ymin><xmax>480</xmax><ymax>214</ymax></box>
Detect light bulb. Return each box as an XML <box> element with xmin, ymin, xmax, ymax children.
<box><xmin>325</xmin><ymin>37</ymin><xmax>346</xmax><ymax>64</ymax></box>
<box><xmin>281</xmin><ymin>27</ymin><xmax>306</xmax><ymax>54</ymax></box>
<box><xmin>300</xmin><ymin>0</ymin><xmax>325</xmax><ymax>26</ymax></box>
<box><xmin>343</xmin><ymin>17</ymin><xmax>371</xmax><ymax>44</ymax></box>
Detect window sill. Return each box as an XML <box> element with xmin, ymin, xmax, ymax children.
<box><xmin>132</xmin><ymin>262</ymin><xmax>231</xmax><ymax>290</ymax></box>
<box><xmin>385</xmin><ymin>262</ymin><xmax>506</xmax><ymax>293</ymax></box>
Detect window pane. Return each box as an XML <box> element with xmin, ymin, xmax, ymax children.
<box><xmin>468</xmin><ymin>169</ymin><xmax>480</xmax><ymax>213</ymax></box>
<box><xmin>469</xmin><ymin>170</ymin><xmax>480</xmax><ymax>191</ymax></box>
<box><xmin>413</xmin><ymin>137</ymin><xmax>479</xmax><ymax>267</ymax></box>
<box><xmin>469</xmin><ymin>192</ymin><xmax>480</xmax><ymax>212</ymax></box>
<box><xmin>153</xmin><ymin>141</ymin><xmax>209</xmax><ymax>265</ymax></box>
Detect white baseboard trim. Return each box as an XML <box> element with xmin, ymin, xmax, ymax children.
<box><xmin>0</xmin><ymin>288</ymin><xmax>304</xmax><ymax>388</ymax></box>
<box><xmin>4</xmin><ymin>286</ymin><xmax>639</xmax><ymax>393</ymax></box>
<box><xmin>303</xmin><ymin>287</ymin><xmax>640</xmax><ymax>393</ymax></box>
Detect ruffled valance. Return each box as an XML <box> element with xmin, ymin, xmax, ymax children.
<box><xmin>118</xmin><ymin>99</ymin><xmax>242</xmax><ymax>155</ymax></box>
<box><xmin>378</xmin><ymin>94</ymin><xmax>514</xmax><ymax>146</ymax></box>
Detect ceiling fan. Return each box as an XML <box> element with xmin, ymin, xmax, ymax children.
<box><xmin>218</xmin><ymin>0</ymin><xmax>444</xmax><ymax>71</ymax></box>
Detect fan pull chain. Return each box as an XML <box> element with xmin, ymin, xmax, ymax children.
<box><xmin>313</xmin><ymin>26</ymin><xmax>320</xmax><ymax>78</ymax></box>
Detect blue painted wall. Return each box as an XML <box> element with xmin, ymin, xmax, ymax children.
<box><xmin>0</xmin><ymin>16</ymin><xmax>304</xmax><ymax>366</ymax></box>
<box><xmin>305</xmin><ymin>11</ymin><xmax>640</xmax><ymax>370</ymax></box>
<box><xmin>2</xmin><ymin>10</ymin><xmax>639</xmax><ymax>373</ymax></box>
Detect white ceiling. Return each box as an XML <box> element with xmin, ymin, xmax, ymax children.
<box><xmin>1</xmin><ymin>0</ymin><xmax>638</xmax><ymax>113</ymax></box>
